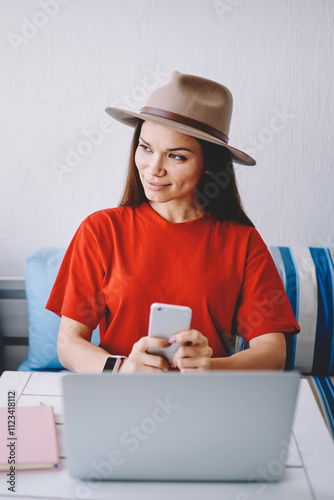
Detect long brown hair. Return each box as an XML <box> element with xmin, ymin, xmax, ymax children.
<box><xmin>119</xmin><ymin>120</ymin><xmax>254</xmax><ymax>227</ymax></box>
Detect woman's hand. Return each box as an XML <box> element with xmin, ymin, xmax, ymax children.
<box><xmin>119</xmin><ymin>336</ymin><xmax>170</xmax><ymax>373</ymax></box>
<box><xmin>170</xmin><ymin>329</ymin><xmax>213</xmax><ymax>373</ymax></box>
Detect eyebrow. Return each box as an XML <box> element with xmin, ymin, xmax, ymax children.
<box><xmin>139</xmin><ymin>136</ymin><xmax>194</xmax><ymax>153</ymax></box>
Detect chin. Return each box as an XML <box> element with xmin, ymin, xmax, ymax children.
<box><xmin>145</xmin><ymin>194</ymin><xmax>169</xmax><ymax>204</ymax></box>
<box><xmin>143</xmin><ymin>188</ymin><xmax>169</xmax><ymax>201</ymax></box>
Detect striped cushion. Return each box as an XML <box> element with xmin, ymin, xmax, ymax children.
<box><xmin>306</xmin><ymin>376</ymin><xmax>334</xmax><ymax>439</ymax></box>
<box><xmin>269</xmin><ymin>248</ymin><xmax>334</xmax><ymax>375</ymax></box>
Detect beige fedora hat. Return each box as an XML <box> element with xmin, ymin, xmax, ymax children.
<box><xmin>105</xmin><ymin>71</ymin><xmax>255</xmax><ymax>166</ymax></box>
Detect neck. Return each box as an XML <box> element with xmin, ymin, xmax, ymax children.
<box><xmin>148</xmin><ymin>200</ymin><xmax>206</xmax><ymax>223</ymax></box>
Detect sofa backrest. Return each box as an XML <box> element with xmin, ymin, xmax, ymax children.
<box><xmin>0</xmin><ymin>278</ymin><xmax>28</xmax><ymax>371</ymax></box>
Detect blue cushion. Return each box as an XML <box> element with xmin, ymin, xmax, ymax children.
<box><xmin>18</xmin><ymin>247</ymin><xmax>99</xmax><ymax>371</ymax></box>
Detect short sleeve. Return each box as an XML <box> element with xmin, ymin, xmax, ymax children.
<box><xmin>46</xmin><ymin>216</ymin><xmax>106</xmax><ymax>330</ymax></box>
<box><xmin>235</xmin><ymin>229</ymin><xmax>300</xmax><ymax>342</ymax></box>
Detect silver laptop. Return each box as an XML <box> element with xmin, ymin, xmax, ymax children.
<box><xmin>62</xmin><ymin>371</ymin><xmax>300</xmax><ymax>482</ymax></box>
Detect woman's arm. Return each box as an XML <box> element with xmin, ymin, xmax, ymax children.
<box><xmin>57</xmin><ymin>316</ymin><xmax>112</xmax><ymax>373</ymax></box>
<box><xmin>57</xmin><ymin>316</ymin><xmax>172</xmax><ymax>373</ymax></box>
<box><xmin>210</xmin><ymin>332</ymin><xmax>286</xmax><ymax>370</ymax></box>
<box><xmin>170</xmin><ymin>330</ymin><xmax>286</xmax><ymax>372</ymax></box>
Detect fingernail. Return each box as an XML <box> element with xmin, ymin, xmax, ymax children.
<box><xmin>169</xmin><ymin>337</ymin><xmax>176</xmax><ymax>343</ymax></box>
<box><xmin>163</xmin><ymin>341</ymin><xmax>171</xmax><ymax>347</ymax></box>
<box><xmin>171</xmin><ymin>361</ymin><xmax>176</xmax><ymax>368</ymax></box>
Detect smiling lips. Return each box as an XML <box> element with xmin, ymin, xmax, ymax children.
<box><xmin>145</xmin><ymin>179</ymin><xmax>171</xmax><ymax>191</ymax></box>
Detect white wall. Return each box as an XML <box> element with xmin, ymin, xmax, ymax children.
<box><xmin>1</xmin><ymin>0</ymin><xmax>333</xmax><ymax>276</ymax></box>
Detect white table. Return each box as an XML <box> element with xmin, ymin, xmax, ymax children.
<box><xmin>0</xmin><ymin>371</ymin><xmax>334</xmax><ymax>499</ymax></box>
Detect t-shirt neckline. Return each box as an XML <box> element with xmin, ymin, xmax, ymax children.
<box><xmin>137</xmin><ymin>202</ymin><xmax>212</xmax><ymax>231</ymax></box>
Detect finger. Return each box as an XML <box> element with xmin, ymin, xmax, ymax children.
<box><xmin>137</xmin><ymin>351</ymin><xmax>170</xmax><ymax>371</ymax></box>
<box><xmin>171</xmin><ymin>345</ymin><xmax>201</xmax><ymax>363</ymax></box>
<box><xmin>171</xmin><ymin>344</ymin><xmax>212</xmax><ymax>363</ymax></box>
<box><xmin>169</xmin><ymin>329</ymin><xmax>208</xmax><ymax>347</ymax></box>
<box><xmin>134</xmin><ymin>336</ymin><xmax>173</xmax><ymax>353</ymax></box>
<box><xmin>171</xmin><ymin>346</ymin><xmax>213</xmax><ymax>369</ymax></box>
<box><xmin>177</xmin><ymin>355</ymin><xmax>211</xmax><ymax>370</ymax></box>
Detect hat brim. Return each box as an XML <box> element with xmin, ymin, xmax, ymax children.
<box><xmin>105</xmin><ymin>107</ymin><xmax>256</xmax><ymax>166</ymax></box>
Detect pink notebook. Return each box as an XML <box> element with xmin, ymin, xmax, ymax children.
<box><xmin>0</xmin><ymin>406</ymin><xmax>59</xmax><ymax>471</ymax></box>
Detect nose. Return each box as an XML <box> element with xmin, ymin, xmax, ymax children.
<box><xmin>146</xmin><ymin>154</ymin><xmax>166</xmax><ymax>177</ymax></box>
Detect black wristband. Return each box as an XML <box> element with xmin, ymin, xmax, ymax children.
<box><xmin>103</xmin><ymin>356</ymin><xmax>126</xmax><ymax>373</ymax></box>
<box><xmin>103</xmin><ymin>357</ymin><xmax>118</xmax><ymax>372</ymax></box>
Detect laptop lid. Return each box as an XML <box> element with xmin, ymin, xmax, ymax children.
<box><xmin>62</xmin><ymin>371</ymin><xmax>300</xmax><ymax>482</ymax></box>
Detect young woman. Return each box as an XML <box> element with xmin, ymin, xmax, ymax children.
<box><xmin>46</xmin><ymin>71</ymin><xmax>299</xmax><ymax>373</ymax></box>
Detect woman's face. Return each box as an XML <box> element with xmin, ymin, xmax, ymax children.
<box><xmin>135</xmin><ymin>121</ymin><xmax>204</xmax><ymax>209</ymax></box>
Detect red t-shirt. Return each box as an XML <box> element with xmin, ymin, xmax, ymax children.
<box><xmin>46</xmin><ymin>202</ymin><xmax>300</xmax><ymax>357</ymax></box>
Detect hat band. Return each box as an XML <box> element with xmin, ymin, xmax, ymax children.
<box><xmin>140</xmin><ymin>106</ymin><xmax>229</xmax><ymax>144</ymax></box>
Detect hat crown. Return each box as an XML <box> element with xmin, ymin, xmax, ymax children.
<box><xmin>145</xmin><ymin>71</ymin><xmax>233</xmax><ymax>138</ymax></box>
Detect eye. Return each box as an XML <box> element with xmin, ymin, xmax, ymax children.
<box><xmin>138</xmin><ymin>143</ymin><xmax>152</xmax><ymax>153</ymax></box>
<box><xmin>169</xmin><ymin>153</ymin><xmax>187</xmax><ymax>161</ymax></box>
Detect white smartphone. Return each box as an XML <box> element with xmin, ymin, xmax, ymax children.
<box><xmin>147</xmin><ymin>303</ymin><xmax>192</xmax><ymax>364</ymax></box>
